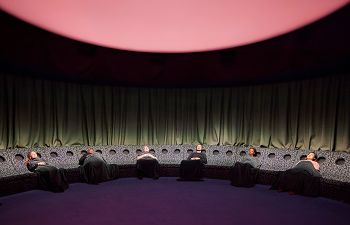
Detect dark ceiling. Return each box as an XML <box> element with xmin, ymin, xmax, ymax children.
<box><xmin>0</xmin><ymin>5</ymin><xmax>349</xmax><ymax>87</ymax></box>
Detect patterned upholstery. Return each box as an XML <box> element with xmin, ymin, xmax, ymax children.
<box><xmin>0</xmin><ymin>146</ymin><xmax>349</xmax><ymax>183</ymax></box>
<box><xmin>259</xmin><ymin>148</ymin><xmax>298</xmax><ymax>171</ymax></box>
<box><xmin>324</xmin><ymin>151</ymin><xmax>350</xmax><ymax>183</ymax></box>
<box><xmin>205</xmin><ymin>145</ymin><xmax>237</xmax><ymax>167</ymax></box>
<box><xmin>148</xmin><ymin>145</ymin><xmax>185</xmax><ymax>165</ymax></box>
<box><xmin>41</xmin><ymin>146</ymin><xmax>80</xmax><ymax>169</ymax></box>
<box><xmin>0</xmin><ymin>150</ymin><xmax>18</xmax><ymax>178</ymax></box>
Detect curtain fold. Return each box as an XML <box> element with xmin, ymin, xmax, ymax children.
<box><xmin>0</xmin><ymin>73</ymin><xmax>349</xmax><ymax>151</ymax></box>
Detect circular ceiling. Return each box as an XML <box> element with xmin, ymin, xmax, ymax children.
<box><xmin>0</xmin><ymin>0</ymin><xmax>349</xmax><ymax>53</ymax></box>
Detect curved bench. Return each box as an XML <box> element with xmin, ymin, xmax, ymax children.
<box><xmin>1</xmin><ymin>145</ymin><xmax>349</xmax><ymax>202</ymax></box>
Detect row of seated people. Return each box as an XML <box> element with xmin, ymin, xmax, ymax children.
<box><xmin>24</xmin><ymin>145</ymin><xmax>207</xmax><ymax>192</ymax></box>
<box><xmin>25</xmin><ymin>145</ymin><xmax>321</xmax><ymax>197</ymax></box>
<box><xmin>231</xmin><ymin>147</ymin><xmax>321</xmax><ymax>196</ymax></box>
<box><xmin>25</xmin><ymin>148</ymin><xmax>119</xmax><ymax>192</ymax></box>
<box><xmin>135</xmin><ymin>144</ymin><xmax>208</xmax><ymax>180</ymax></box>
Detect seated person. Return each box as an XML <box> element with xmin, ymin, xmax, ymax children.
<box><xmin>79</xmin><ymin>148</ymin><xmax>119</xmax><ymax>184</ymax></box>
<box><xmin>179</xmin><ymin>144</ymin><xmax>207</xmax><ymax>181</ymax></box>
<box><xmin>271</xmin><ymin>152</ymin><xmax>321</xmax><ymax>197</ymax></box>
<box><xmin>25</xmin><ymin>151</ymin><xmax>69</xmax><ymax>192</ymax></box>
<box><xmin>136</xmin><ymin>145</ymin><xmax>160</xmax><ymax>179</ymax></box>
<box><xmin>230</xmin><ymin>147</ymin><xmax>261</xmax><ymax>187</ymax></box>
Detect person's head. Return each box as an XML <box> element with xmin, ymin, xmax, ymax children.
<box><xmin>248</xmin><ymin>147</ymin><xmax>257</xmax><ymax>157</ymax></box>
<box><xmin>27</xmin><ymin>151</ymin><xmax>38</xmax><ymax>160</ymax></box>
<box><xmin>306</xmin><ymin>152</ymin><xmax>317</xmax><ymax>161</ymax></box>
<box><xmin>87</xmin><ymin>148</ymin><xmax>94</xmax><ymax>155</ymax></box>
<box><xmin>143</xmin><ymin>145</ymin><xmax>150</xmax><ymax>153</ymax></box>
<box><xmin>196</xmin><ymin>144</ymin><xmax>202</xmax><ymax>152</ymax></box>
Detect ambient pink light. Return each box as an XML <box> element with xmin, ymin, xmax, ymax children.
<box><xmin>0</xmin><ymin>0</ymin><xmax>349</xmax><ymax>53</ymax></box>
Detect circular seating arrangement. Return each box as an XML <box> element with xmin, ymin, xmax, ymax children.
<box><xmin>1</xmin><ymin>145</ymin><xmax>349</xmax><ymax>202</ymax></box>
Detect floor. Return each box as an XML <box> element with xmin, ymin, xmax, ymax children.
<box><xmin>0</xmin><ymin>177</ymin><xmax>349</xmax><ymax>225</ymax></box>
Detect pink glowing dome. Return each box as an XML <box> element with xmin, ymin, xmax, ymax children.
<box><xmin>0</xmin><ymin>0</ymin><xmax>349</xmax><ymax>53</ymax></box>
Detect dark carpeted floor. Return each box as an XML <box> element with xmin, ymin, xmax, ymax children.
<box><xmin>0</xmin><ymin>177</ymin><xmax>349</xmax><ymax>225</ymax></box>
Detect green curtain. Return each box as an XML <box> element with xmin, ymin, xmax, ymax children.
<box><xmin>0</xmin><ymin>73</ymin><xmax>349</xmax><ymax>151</ymax></box>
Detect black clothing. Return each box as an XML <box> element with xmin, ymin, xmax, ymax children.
<box><xmin>27</xmin><ymin>158</ymin><xmax>69</xmax><ymax>192</ymax></box>
<box><xmin>179</xmin><ymin>152</ymin><xmax>207</xmax><ymax>180</ymax></box>
<box><xmin>230</xmin><ymin>155</ymin><xmax>261</xmax><ymax>187</ymax></box>
<box><xmin>271</xmin><ymin>160</ymin><xmax>321</xmax><ymax>197</ymax></box>
<box><xmin>187</xmin><ymin>152</ymin><xmax>207</xmax><ymax>164</ymax></box>
<box><xmin>230</xmin><ymin>162</ymin><xmax>259</xmax><ymax>187</ymax></box>
<box><xmin>79</xmin><ymin>154</ymin><xmax>119</xmax><ymax>184</ymax></box>
<box><xmin>136</xmin><ymin>158</ymin><xmax>160</xmax><ymax>179</ymax></box>
<box><xmin>78</xmin><ymin>154</ymin><xmax>88</xmax><ymax>166</ymax></box>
